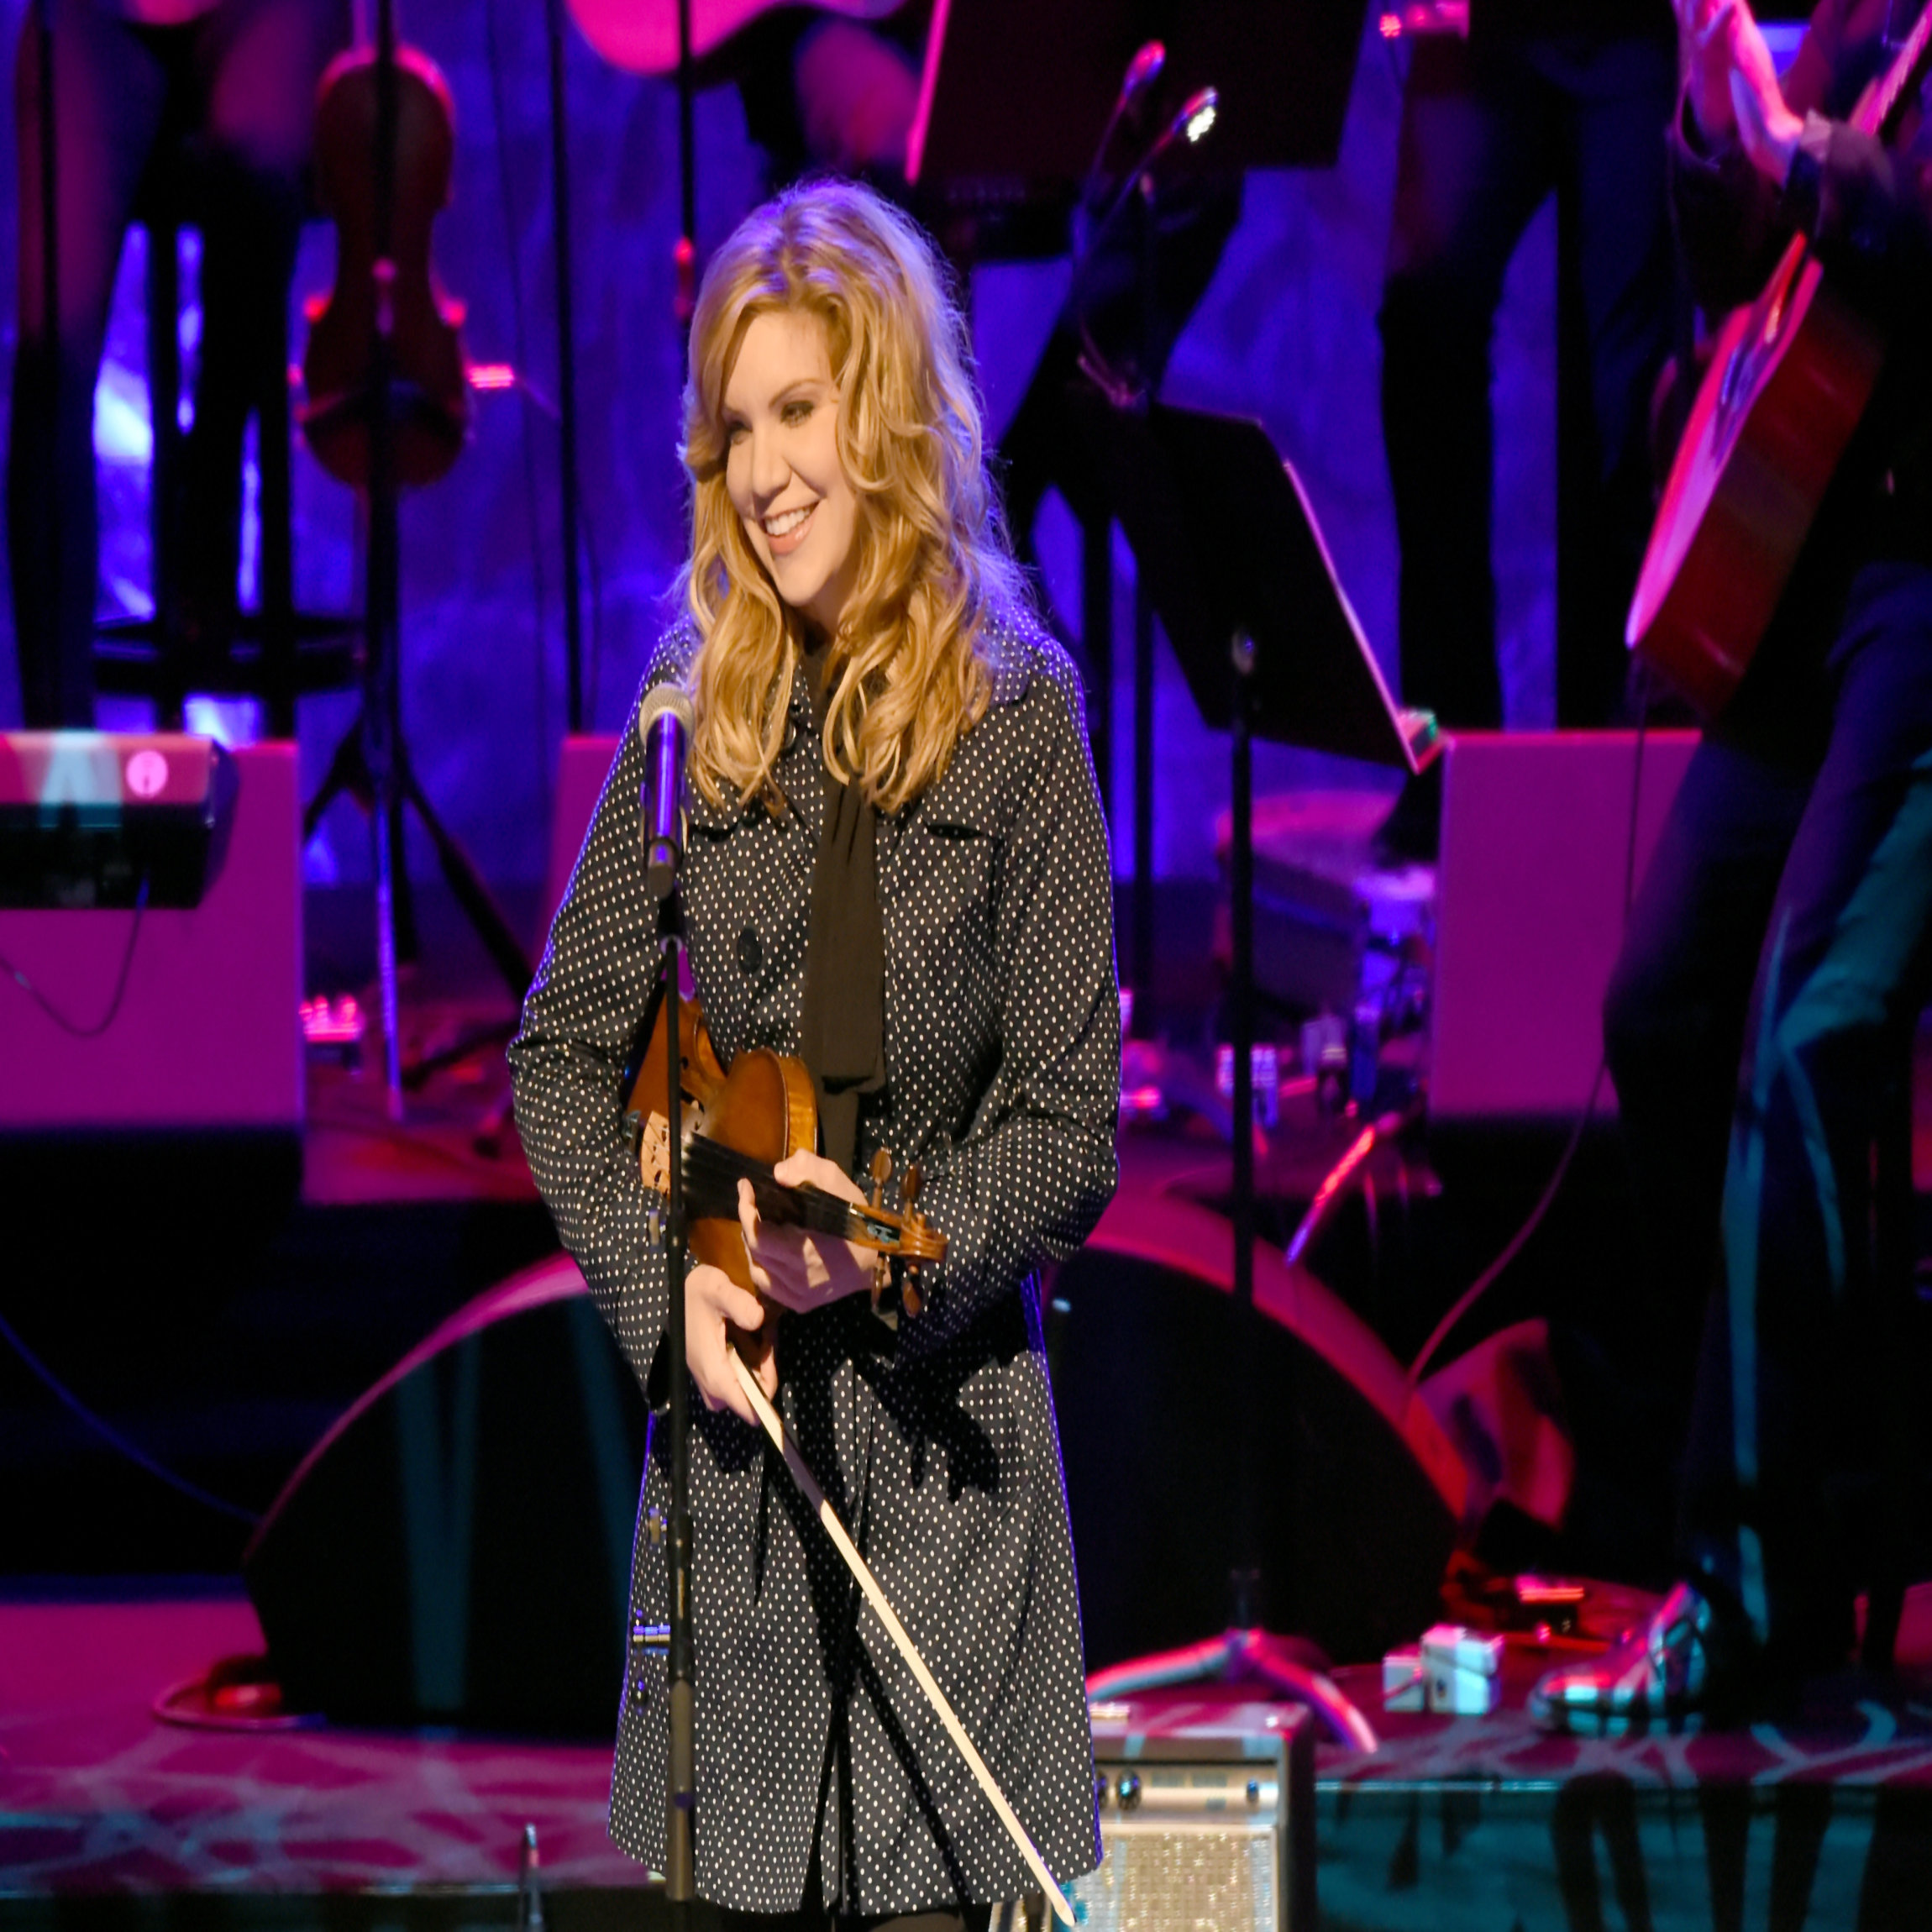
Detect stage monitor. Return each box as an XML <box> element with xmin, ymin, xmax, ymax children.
<box><xmin>0</xmin><ymin>732</ymin><xmax>239</xmax><ymax>910</ymax></box>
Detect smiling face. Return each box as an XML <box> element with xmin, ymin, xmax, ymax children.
<box><xmin>722</xmin><ymin>307</ymin><xmax>861</xmax><ymax>638</ymax></box>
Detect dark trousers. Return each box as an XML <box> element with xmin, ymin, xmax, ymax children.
<box><xmin>1380</xmin><ymin>29</ymin><xmax>1677</xmax><ymax>731</ymax></box>
<box><xmin>1605</xmin><ymin>562</ymin><xmax>1932</xmax><ymax>1667</ymax></box>
<box><xmin>9</xmin><ymin>0</ymin><xmax>344</xmax><ymax>726</ymax></box>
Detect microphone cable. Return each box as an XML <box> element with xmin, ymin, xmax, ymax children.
<box><xmin>0</xmin><ymin>1302</ymin><xmax>259</xmax><ymax>1526</ymax></box>
<box><xmin>0</xmin><ymin>865</ymin><xmax>255</xmax><ymax>1525</ymax></box>
<box><xmin>0</xmin><ymin>872</ymin><xmax>149</xmax><ymax>1038</ymax></box>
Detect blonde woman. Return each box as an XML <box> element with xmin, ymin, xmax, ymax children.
<box><xmin>510</xmin><ymin>179</ymin><xmax>1117</xmax><ymax>1928</ymax></box>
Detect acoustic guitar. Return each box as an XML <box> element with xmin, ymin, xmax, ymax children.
<box><xmin>566</xmin><ymin>0</ymin><xmax>902</xmax><ymax>77</ymax></box>
<box><xmin>1626</xmin><ymin>6</ymin><xmax>1932</xmax><ymax>716</ymax></box>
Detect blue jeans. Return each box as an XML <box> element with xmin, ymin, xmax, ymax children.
<box><xmin>8</xmin><ymin>0</ymin><xmax>346</xmax><ymax>725</ymax></box>
<box><xmin>1380</xmin><ymin>29</ymin><xmax>1677</xmax><ymax>730</ymax></box>
<box><xmin>1605</xmin><ymin>562</ymin><xmax>1932</xmax><ymax>1666</ymax></box>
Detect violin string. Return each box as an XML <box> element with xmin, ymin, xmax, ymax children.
<box><xmin>680</xmin><ymin>1137</ymin><xmax>856</xmax><ymax>1236</ymax></box>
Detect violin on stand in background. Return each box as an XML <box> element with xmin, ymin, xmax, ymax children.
<box><xmin>302</xmin><ymin>6</ymin><xmax>469</xmax><ymax>490</ymax></box>
<box><xmin>297</xmin><ymin>0</ymin><xmax>531</xmax><ymax>1121</ymax></box>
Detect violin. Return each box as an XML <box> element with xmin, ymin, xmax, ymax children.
<box><xmin>300</xmin><ymin>15</ymin><xmax>470</xmax><ymax>491</ymax></box>
<box><xmin>623</xmin><ymin>993</ymin><xmax>945</xmax><ymax>1372</ymax></box>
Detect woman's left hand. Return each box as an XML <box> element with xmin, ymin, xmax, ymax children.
<box><xmin>738</xmin><ymin>1151</ymin><xmax>877</xmax><ymax>1314</ymax></box>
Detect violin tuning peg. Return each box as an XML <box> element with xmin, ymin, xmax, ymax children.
<box><xmin>901</xmin><ymin>1163</ymin><xmax>922</xmax><ymax>1218</ymax></box>
<box><xmin>869</xmin><ymin>1147</ymin><xmax>893</xmax><ymax>1208</ymax></box>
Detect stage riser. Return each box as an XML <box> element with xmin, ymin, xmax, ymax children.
<box><xmin>1315</xmin><ymin>1782</ymin><xmax>1932</xmax><ymax>1932</ymax></box>
<box><xmin>0</xmin><ymin>1892</ymin><xmax>675</xmax><ymax>1932</ymax></box>
<box><xmin>11</xmin><ymin>1785</ymin><xmax>1928</xmax><ymax>1932</ymax></box>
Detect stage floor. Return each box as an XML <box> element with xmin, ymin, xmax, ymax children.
<box><xmin>9</xmin><ymin>1589</ymin><xmax>1932</xmax><ymax>1931</ymax></box>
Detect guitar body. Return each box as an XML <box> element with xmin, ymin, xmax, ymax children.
<box><xmin>1627</xmin><ymin>237</ymin><xmax>1888</xmax><ymax>717</ymax></box>
<box><xmin>567</xmin><ymin>0</ymin><xmax>903</xmax><ymax>77</ymax></box>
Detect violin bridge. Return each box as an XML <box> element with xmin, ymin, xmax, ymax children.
<box><xmin>637</xmin><ymin>1110</ymin><xmax>672</xmax><ymax>1193</ymax></box>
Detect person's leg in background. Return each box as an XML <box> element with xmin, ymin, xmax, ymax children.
<box><xmin>1550</xmin><ymin>29</ymin><xmax>1678</xmax><ymax>729</ymax></box>
<box><xmin>9</xmin><ymin>0</ymin><xmax>170</xmax><ymax>725</ymax></box>
<box><xmin>1599</xmin><ymin>729</ymin><xmax>1813</xmax><ymax>1557</ymax></box>
<box><xmin>180</xmin><ymin>0</ymin><xmax>346</xmax><ymax>654</ymax></box>
<box><xmin>1536</xmin><ymin>564</ymin><xmax>1932</xmax><ymax>1729</ymax></box>
<box><xmin>1678</xmin><ymin>564</ymin><xmax>1932</xmax><ymax>1687</ymax></box>
<box><xmin>1377</xmin><ymin>31</ymin><xmax>1550</xmax><ymax>858</ymax></box>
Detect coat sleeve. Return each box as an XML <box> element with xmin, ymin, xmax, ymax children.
<box><xmin>894</xmin><ymin>658</ymin><xmax>1121</xmax><ymax>1363</ymax></box>
<box><xmin>1782</xmin><ymin>118</ymin><xmax>1932</xmax><ymax>308</ymax></box>
<box><xmin>508</xmin><ymin>656</ymin><xmax>683</xmax><ymax>1394</ymax></box>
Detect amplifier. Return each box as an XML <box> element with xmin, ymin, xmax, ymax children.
<box><xmin>0</xmin><ymin>731</ymin><xmax>238</xmax><ymax>909</ymax></box>
<box><xmin>1431</xmin><ymin>730</ymin><xmax>1698</xmax><ymax>1121</ymax></box>
<box><xmin>1069</xmin><ymin>1703</ymin><xmax>1315</xmax><ymax>1932</ymax></box>
<box><xmin>0</xmin><ymin>742</ymin><xmax>301</xmax><ymax>1130</ymax></box>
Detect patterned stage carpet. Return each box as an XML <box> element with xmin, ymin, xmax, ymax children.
<box><xmin>0</xmin><ymin>1593</ymin><xmax>640</xmax><ymax>1905</ymax></box>
<box><xmin>11</xmin><ymin>1588</ymin><xmax>1932</xmax><ymax>1929</ymax></box>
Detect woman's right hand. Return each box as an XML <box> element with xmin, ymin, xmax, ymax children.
<box><xmin>685</xmin><ymin>1263</ymin><xmax>774</xmax><ymax>1425</ymax></box>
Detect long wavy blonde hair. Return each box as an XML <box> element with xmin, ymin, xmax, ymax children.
<box><xmin>677</xmin><ymin>179</ymin><xmax>1022</xmax><ymax>813</ymax></box>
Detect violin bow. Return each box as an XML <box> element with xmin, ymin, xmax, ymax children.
<box><xmin>727</xmin><ymin>1347</ymin><xmax>1079</xmax><ymax>1928</ymax></box>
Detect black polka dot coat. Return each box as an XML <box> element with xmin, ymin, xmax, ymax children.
<box><xmin>509</xmin><ymin>606</ymin><xmax>1118</xmax><ymax>1915</ymax></box>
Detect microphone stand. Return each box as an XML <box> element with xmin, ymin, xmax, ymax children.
<box><xmin>654</xmin><ymin>870</ymin><xmax>697</xmax><ymax>1910</ymax></box>
<box><xmin>662</xmin><ymin>0</ymin><xmax>700</xmax><ymax>1907</ymax></box>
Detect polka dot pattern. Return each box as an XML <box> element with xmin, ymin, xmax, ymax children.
<box><xmin>508</xmin><ymin>606</ymin><xmax>1119</xmax><ymax>1916</ymax></box>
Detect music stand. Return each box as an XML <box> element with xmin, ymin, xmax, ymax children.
<box><xmin>1079</xmin><ymin>400</ymin><xmax>1436</xmax><ymax>1718</ymax></box>
<box><xmin>908</xmin><ymin>0</ymin><xmax>1369</xmax><ymax>186</ymax></box>
<box><xmin>909</xmin><ymin>2</ymin><xmax>1370</xmax><ymax>1021</ymax></box>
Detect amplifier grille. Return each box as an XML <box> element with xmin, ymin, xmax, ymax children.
<box><xmin>1069</xmin><ymin>1819</ymin><xmax>1277</xmax><ymax>1931</ymax></box>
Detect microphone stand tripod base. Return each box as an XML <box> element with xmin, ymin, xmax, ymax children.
<box><xmin>1084</xmin><ymin>1625</ymin><xmax>1380</xmax><ymax>1754</ymax></box>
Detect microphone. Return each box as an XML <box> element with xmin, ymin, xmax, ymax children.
<box><xmin>638</xmin><ymin>684</ymin><xmax>694</xmax><ymax>899</ymax></box>
<box><xmin>1084</xmin><ymin>39</ymin><xmax>1167</xmax><ymax>201</ymax></box>
<box><xmin>1080</xmin><ymin>84</ymin><xmax>1220</xmax><ymax>268</ymax></box>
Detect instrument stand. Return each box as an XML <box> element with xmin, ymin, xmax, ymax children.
<box><xmin>32</xmin><ymin>0</ymin><xmax>63</xmax><ymax>722</ymax></box>
<box><xmin>541</xmin><ymin>0</ymin><xmax>585</xmax><ymax>730</ymax></box>
<box><xmin>1074</xmin><ymin>401</ymin><xmax>1435</xmax><ymax>1736</ymax></box>
<box><xmin>307</xmin><ymin>0</ymin><xmax>531</xmax><ymax>1119</ymax></box>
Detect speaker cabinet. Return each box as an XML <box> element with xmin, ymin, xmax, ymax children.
<box><xmin>244</xmin><ymin>1252</ymin><xmax>649</xmax><ymax>1735</ymax></box>
<box><xmin>1431</xmin><ymin>730</ymin><xmax>1698</xmax><ymax>1123</ymax></box>
<box><xmin>1054</xmin><ymin>1190</ymin><xmax>1469</xmax><ymax>1670</ymax></box>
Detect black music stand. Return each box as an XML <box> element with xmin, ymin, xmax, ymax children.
<box><xmin>910</xmin><ymin>1</ymin><xmax>1370</xmax><ymax>1022</ymax></box>
<box><xmin>1080</xmin><ymin>401</ymin><xmax>1436</xmax><ymax>1717</ymax></box>
<box><xmin>909</xmin><ymin>0</ymin><xmax>1368</xmax><ymax>186</ymax></box>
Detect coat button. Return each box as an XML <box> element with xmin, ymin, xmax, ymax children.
<box><xmin>738</xmin><ymin>926</ymin><xmax>763</xmax><ymax>976</ymax></box>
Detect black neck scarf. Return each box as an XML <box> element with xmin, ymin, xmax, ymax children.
<box><xmin>794</xmin><ymin>643</ymin><xmax>886</xmax><ymax>1177</ymax></box>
